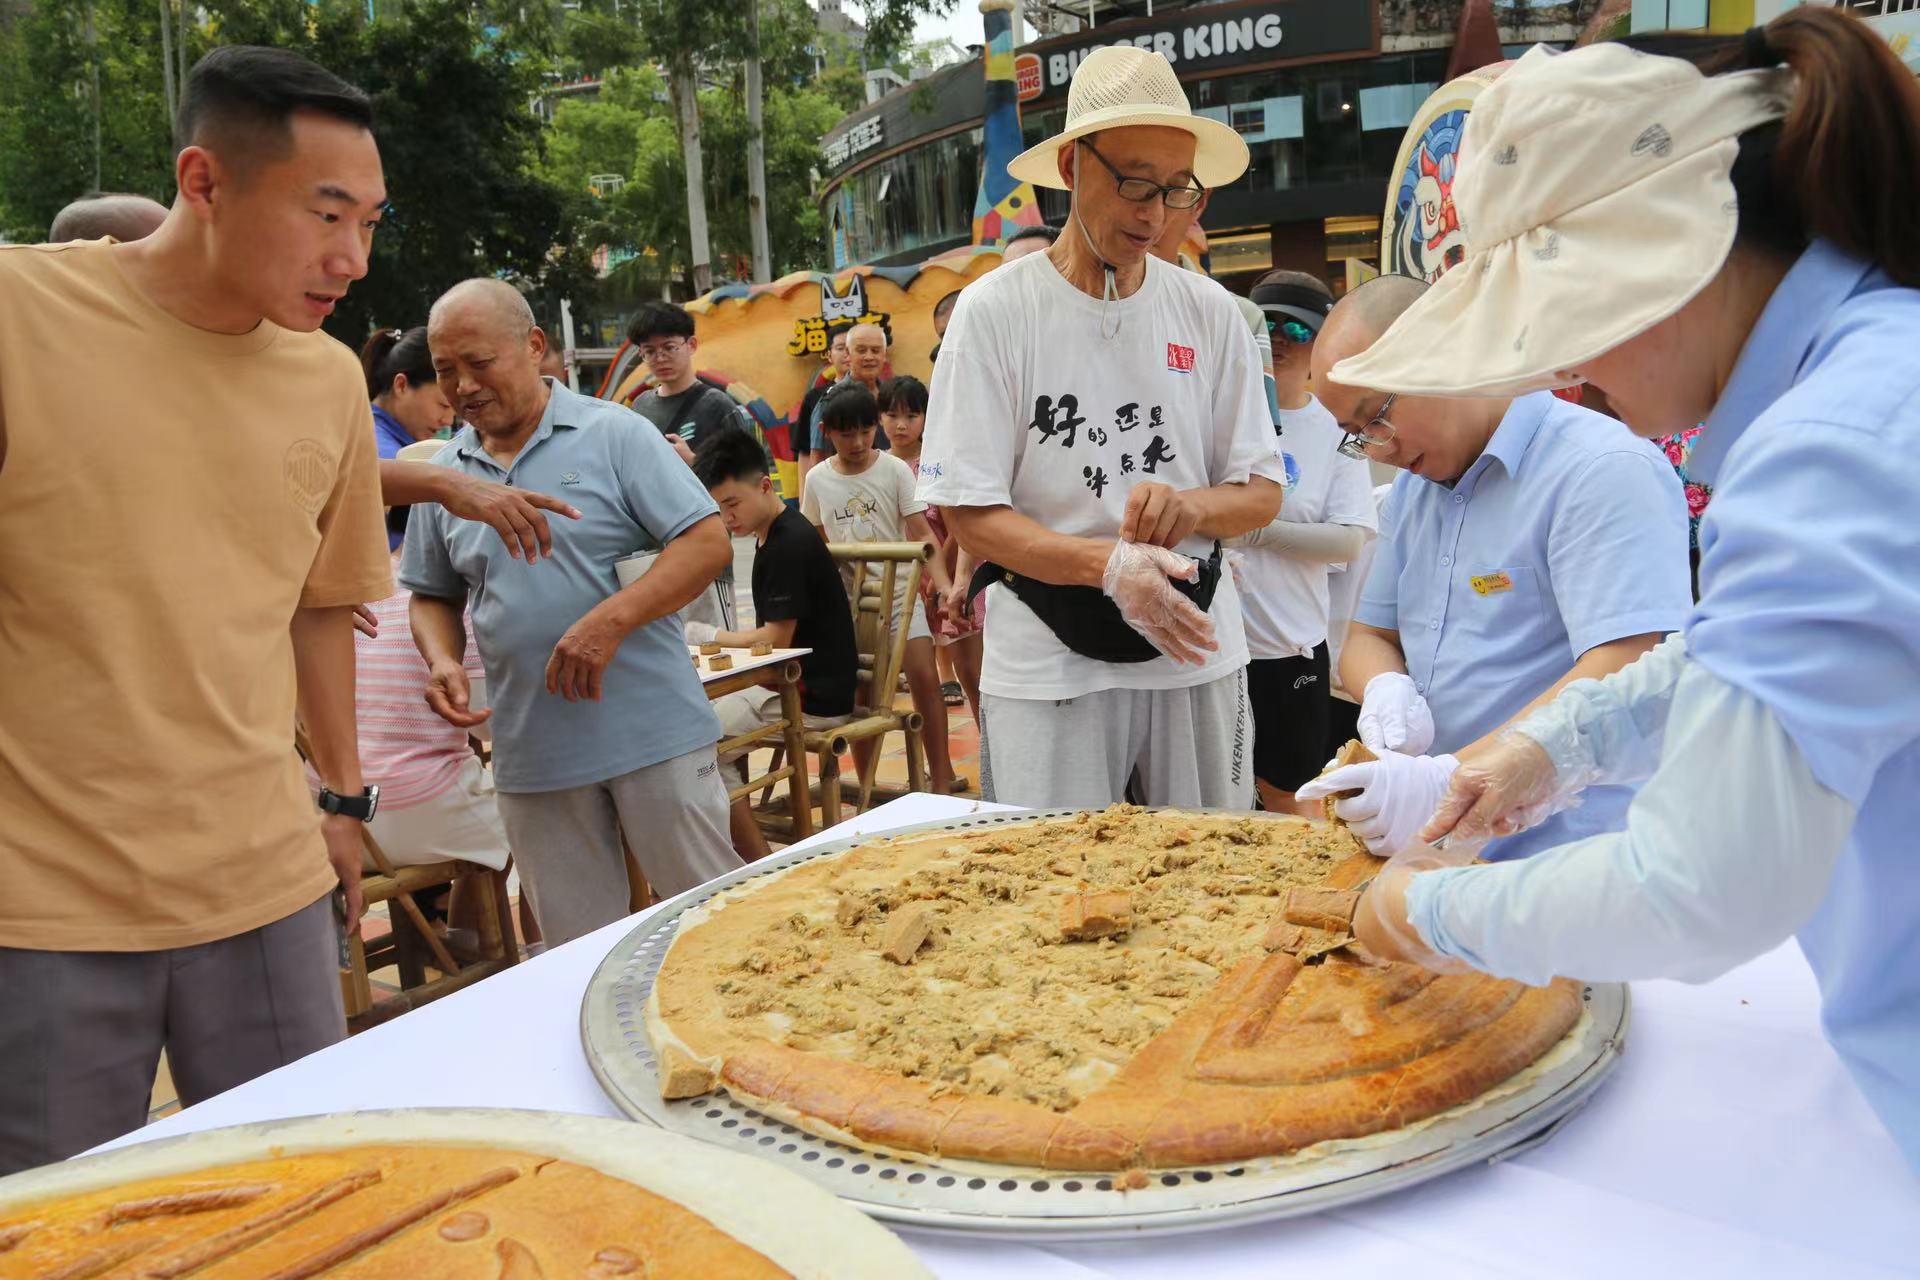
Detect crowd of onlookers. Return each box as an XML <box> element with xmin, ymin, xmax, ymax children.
<box><xmin>0</xmin><ymin>40</ymin><xmax>1711</xmax><ymax>1182</ymax></box>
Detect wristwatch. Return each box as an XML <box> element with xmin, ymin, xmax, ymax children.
<box><xmin>317</xmin><ymin>785</ymin><xmax>381</xmax><ymax>822</ymax></box>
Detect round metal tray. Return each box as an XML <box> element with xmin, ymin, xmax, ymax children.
<box><xmin>581</xmin><ymin>809</ymin><xmax>1630</xmax><ymax>1240</ymax></box>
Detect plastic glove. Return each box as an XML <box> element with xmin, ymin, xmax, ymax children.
<box><xmin>1295</xmin><ymin>750</ymin><xmax>1459</xmax><ymax>856</ymax></box>
<box><xmin>1102</xmin><ymin>540</ymin><xmax>1217</xmax><ymax>666</ymax></box>
<box><xmin>684</xmin><ymin>620</ymin><xmax>720</xmax><ymax>645</ymax></box>
<box><xmin>1351</xmin><ymin>838</ymin><xmax>1480</xmax><ymax>973</ymax></box>
<box><xmin>1224</xmin><ymin>548</ymin><xmax>1248</xmax><ymax>593</ymax></box>
<box><xmin>1416</xmin><ymin>728</ymin><xmax>1579</xmax><ymax>847</ymax></box>
<box><xmin>1358</xmin><ymin>672</ymin><xmax>1435</xmax><ymax>755</ymax></box>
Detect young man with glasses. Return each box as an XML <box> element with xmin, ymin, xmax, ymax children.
<box><xmin>1295</xmin><ymin>275</ymin><xmax>1691</xmax><ymax>861</ymax></box>
<box><xmin>627</xmin><ymin>301</ymin><xmax>758</xmax><ymax>465</ymax></box>
<box><xmin>920</xmin><ymin>47</ymin><xmax>1283</xmax><ymax>810</ymax></box>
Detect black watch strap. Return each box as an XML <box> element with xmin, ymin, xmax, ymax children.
<box><xmin>317</xmin><ymin>786</ymin><xmax>380</xmax><ymax>822</ymax></box>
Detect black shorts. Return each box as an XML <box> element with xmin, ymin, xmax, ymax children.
<box><xmin>1247</xmin><ymin>644</ymin><xmax>1331</xmax><ymax>792</ymax></box>
<box><xmin>1326</xmin><ymin>693</ymin><xmax>1361</xmax><ymax>760</ymax></box>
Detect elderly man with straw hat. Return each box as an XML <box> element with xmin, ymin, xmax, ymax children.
<box><xmin>920</xmin><ymin>46</ymin><xmax>1284</xmax><ymax>810</ymax></box>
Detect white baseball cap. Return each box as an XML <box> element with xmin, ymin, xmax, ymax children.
<box><xmin>1008</xmin><ymin>46</ymin><xmax>1250</xmax><ymax>190</ymax></box>
<box><xmin>1331</xmin><ymin>42</ymin><xmax>1792</xmax><ymax>398</ymax></box>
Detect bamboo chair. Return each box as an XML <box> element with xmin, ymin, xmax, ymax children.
<box><xmin>295</xmin><ymin>728</ymin><xmax>518</xmax><ymax>1033</ymax></box>
<box><xmin>755</xmin><ymin>541</ymin><xmax>930</xmax><ymax>831</ymax></box>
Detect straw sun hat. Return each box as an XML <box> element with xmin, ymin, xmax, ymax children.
<box><xmin>1332</xmin><ymin>41</ymin><xmax>1791</xmax><ymax>398</ymax></box>
<box><xmin>1007</xmin><ymin>46</ymin><xmax>1250</xmax><ymax>190</ymax></box>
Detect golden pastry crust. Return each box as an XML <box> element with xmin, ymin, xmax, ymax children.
<box><xmin>650</xmin><ymin>807</ymin><xmax>1583</xmax><ymax>1172</ymax></box>
<box><xmin>0</xmin><ymin>1146</ymin><xmax>791</xmax><ymax>1279</ymax></box>
<box><xmin>1321</xmin><ymin>739</ymin><xmax>1376</xmax><ymax>826</ymax></box>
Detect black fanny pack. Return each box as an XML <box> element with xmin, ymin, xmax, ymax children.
<box><xmin>967</xmin><ymin>542</ymin><xmax>1223</xmax><ymax>664</ymax></box>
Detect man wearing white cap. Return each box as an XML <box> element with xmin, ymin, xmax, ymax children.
<box><xmin>920</xmin><ymin>46</ymin><xmax>1283</xmax><ymax>809</ymax></box>
<box><xmin>1294</xmin><ymin>275</ymin><xmax>1692</xmax><ymax>860</ymax></box>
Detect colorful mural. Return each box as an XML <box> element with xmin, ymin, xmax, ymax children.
<box><xmin>599</xmin><ymin>245</ymin><xmax>1006</xmax><ymax>501</ymax></box>
<box><xmin>1380</xmin><ymin>66</ymin><xmax>1509</xmax><ymax>284</ymax></box>
<box><xmin>973</xmin><ymin>0</ymin><xmax>1046</xmax><ymax>247</ymax></box>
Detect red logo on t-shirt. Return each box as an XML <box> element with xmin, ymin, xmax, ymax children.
<box><xmin>1166</xmin><ymin>342</ymin><xmax>1195</xmax><ymax>373</ymax></box>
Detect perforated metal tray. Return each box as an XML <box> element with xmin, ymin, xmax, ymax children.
<box><xmin>581</xmin><ymin>809</ymin><xmax>1629</xmax><ymax>1240</ymax></box>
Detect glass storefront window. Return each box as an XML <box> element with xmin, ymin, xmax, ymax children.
<box><xmin>828</xmin><ymin>126</ymin><xmax>985</xmax><ymax>265</ymax></box>
<box><xmin>1015</xmin><ymin>51</ymin><xmax>1448</xmax><ymax>203</ymax></box>
<box><xmin>1207</xmin><ymin>228</ymin><xmax>1273</xmax><ymax>277</ymax></box>
<box><xmin>1324</xmin><ymin>214</ymin><xmax>1381</xmax><ymax>263</ymax></box>
<box><xmin>826</xmin><ymin>50</ymin><xmax>1452</xmax><ymax>262</ymax></box>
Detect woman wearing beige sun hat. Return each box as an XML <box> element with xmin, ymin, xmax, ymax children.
<box><xmin>918</xmin><ymin>45</ymin><xmax>1286</xmax><ymax>811</ymax></box>
<box><xmin>1329</xmin><ymin>9</ymin><xmax>1920</xmax><ymax>1171</ymax></box>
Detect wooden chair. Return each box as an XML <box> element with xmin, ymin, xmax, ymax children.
<box><xmin>755</xmin><ymin>541</ymin><xmax>930</xmax><ymax>833</ymax></box>
<box><xmin>295</xmin><ymin>729</ymin><xmax>519</xmax><ymax>1033</ymax></box>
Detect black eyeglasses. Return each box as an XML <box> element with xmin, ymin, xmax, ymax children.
<box><xmin>1076</xmin><ymin>139</ymin><xmax>1206</xmax><ymax>210</ymax></box>
<box><xmin>1338</xmin><ymin>393</ymin><xmax>1398</xmax><ymax>460</ymax></box>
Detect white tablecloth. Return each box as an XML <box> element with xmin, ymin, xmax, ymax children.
<box><xmin>103</xmin><ymin>796</ymin><xmax>1919</xmax><ymax>1277</ymax></box>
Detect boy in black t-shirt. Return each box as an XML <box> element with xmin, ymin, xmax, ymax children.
<box><xmin>692</xmin><ymin>431</ymin><xmax>858</xmax><ymax>858</ymax></box>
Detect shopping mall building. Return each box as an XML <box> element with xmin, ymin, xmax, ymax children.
<box><xmin>817</xmin><ymin>0</ymin><xmax>1604</xmax><ymax>290</ymax></box>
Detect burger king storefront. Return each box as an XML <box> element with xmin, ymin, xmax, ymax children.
<box><xmin>818</xmin><ymin>1</ymin><xmax>1595</xmax><ymax>291</ymax></box>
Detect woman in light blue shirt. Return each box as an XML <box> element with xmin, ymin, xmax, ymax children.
<box><xmin>1325</xmin><ymin>12</ymin><xmax>1920</xmax><ymax>1169</ymax></box>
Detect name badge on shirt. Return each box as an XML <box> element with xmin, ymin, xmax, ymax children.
<box><xmin>1470</xmin><ymin>572</ymin><xmax>1514</xmax><ymax>596</ymax></box>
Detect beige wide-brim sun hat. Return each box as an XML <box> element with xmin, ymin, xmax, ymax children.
<box><xmin>1008</xmin><ymin>45</ymin><xmax>1250</xmax><ymax>190</ymax></box>
<box><xmin>1331</xmin><ymin>42</ymin><xmax>1792</xmax><ymax>399</ymax></box>
<box><xmin>396</xmin><ymin>438</ymin><xmax>447</xmax><ymax>462</ymax></box>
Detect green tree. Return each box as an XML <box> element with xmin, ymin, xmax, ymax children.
<box><xmin>0</xmin><ymin>0</ymin><xmax>179</xmax><ymax>240</ymax></box>
<box><xmin>544</xmin><ymin>67</ymin><xmax>686</xmax><ymax>294</ymax></box>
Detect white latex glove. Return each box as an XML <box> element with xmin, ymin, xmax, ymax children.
<box><xmin>1358</xmin><ymin>671</ymin><xmax>1435</xmax><ymax>755</ymax></box>
<box><xmin>1295</xmin><ymin>750</ymin><xmax>1459</xmax><ymax>856</ymax></box>
<box><xmin>683</xmin><ymin>620</ymin><xmax>720</xmax><ymax>645</ymax></box>
<box><xmin>1101</xmin><ymin>540</ymin><xmax>1217</xmax><ymax>666</ymax></box>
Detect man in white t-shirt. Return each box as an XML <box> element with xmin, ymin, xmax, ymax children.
<box><xmin>1229</xmin><ymin>271</ymin><xmax>1377</xmax><ymax>814</ymax></box>
<box><xmin>920</xmin><ymin>47</ymin><xmax>1284</xmax><ymax>810</ymax></box>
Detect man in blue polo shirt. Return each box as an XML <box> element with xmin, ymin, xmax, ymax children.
<box><xmin>1296</xmin><ymin>276</ymin><xmax>1691</xmax><ymax>859</ymax></box>
<box><xmin>401</xmin><ymin>279</ymin><xmax>741</xmax><ymax>945</ymax></box>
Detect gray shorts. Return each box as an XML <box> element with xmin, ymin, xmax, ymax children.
<box><xmin>0</xmin><ymin>894</ymin><xmax>344</xmax><ymax>1174</ymax></box>
<box><xmin>496</xmin><ymin>747</ymin><xmax>743</xmax><ymax>946</ymax></box>
<box><xmin>980</xmin><ymin>670</ymin><xmax>1253</xmax><ymax>811</ymax></box>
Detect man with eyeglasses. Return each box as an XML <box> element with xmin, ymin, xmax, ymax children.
<box><xmin>627</xmin><ymin>300</ymin><xmax>758</xmax><ymax>465</ymax></box>
<box><xmin>1295</xmin><ymin>275</ymin><xmax>1691</xmax><ymax>861</ymax></box>
<box><xmin>405</xmin><ymin>279</ymin><xmax>741</xmax><ymax>947</ymax></box>
<box><xmin>920</xmin><ymin>47</ymin><xmax>1284</xmax><ymax>810</ymax></box>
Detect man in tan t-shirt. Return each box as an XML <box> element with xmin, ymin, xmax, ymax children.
<box><xmin>0</xmin><ymin>46</ymin><xmax>393</xmax><ymax>1173</ymax></box>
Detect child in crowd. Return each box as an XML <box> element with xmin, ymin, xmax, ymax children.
<box><xmin>879</xmin><ymin>375</ymin><xmax>982</xmax><ymax>721</ymax></box>
<box><xmin>801</xmin><ymin>383</ymin><xmax>963</xmax><ymax>794</ymax></box>
<box><xmin>692</xmin><ymin>431</ymin><xmax>859</xmax><ymax>860</ymax></box>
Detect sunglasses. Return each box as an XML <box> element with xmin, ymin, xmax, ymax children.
<box><xmin>1265</xmin><ymin>317</ymin><xmax>1315</xmax><ymax>345</ymax></box>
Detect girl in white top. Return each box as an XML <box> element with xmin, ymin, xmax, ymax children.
<box><xmin>801</xmin><ymin>382</ymin><xmax>962</xmax><ymax>794</ymax></box>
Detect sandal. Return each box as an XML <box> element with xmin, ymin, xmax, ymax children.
<box><xmin>940</xmin><ymin>680</ymin><xmax>964</xmax><ymax>706</ymax></box>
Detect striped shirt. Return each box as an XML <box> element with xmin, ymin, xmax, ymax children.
<box><xmin>309</xmin><ymin>588</ymin><xmax>483</xmax><ymax>811</ymax></box>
